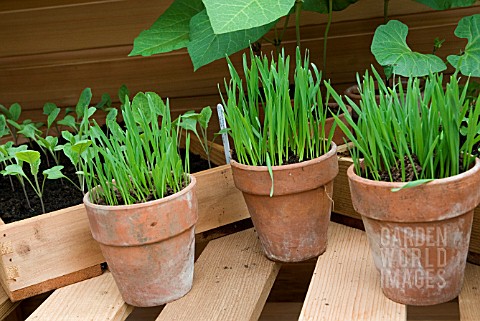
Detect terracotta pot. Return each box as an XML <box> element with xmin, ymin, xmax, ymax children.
<box><xmin>83</xmin><ymin>175</ymin><xmax>198</xmax><ymax>307</ymax></box>
<box><xmin>347</xmin><ymin>160</ymin><xmax>480</xmax><ymax>305</ymax></box>
<box><xmin>231</xmin><ymin>143</ymin><xmax>339</xmax><ymax>262</ymax></box>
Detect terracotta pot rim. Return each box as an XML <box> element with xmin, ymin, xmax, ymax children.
<box><xmin>83</xmin><ymin>174</ymin><xmax>197</xmax><ymax>210</ymax></box>
<box><xmin>347</xmin><ymin>158</ymin><xmax>480</xmax><ymax>188</ymax></box>
<box><xmin>230</xmin><ymin>142</ymin><xmax>337</xmax><ymax>172</ymax></box>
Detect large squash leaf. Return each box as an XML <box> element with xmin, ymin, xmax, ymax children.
<box><xmin>371</xmin><ymin>20</ymin><xmax>446</xmax><ymax>77</ymax></box>
<box><xmin>447</xmin><ymin>14</ymin><xmax>480</xmax><ymax>77</ymax></box>
<box><xmin>202</xmin><ymin>0</ymin><xmax>292</xmax><ymax>34</ymax></box>
<box><xmin>187</xmin><ymin>10</ymin><xmax>275</xmax><ymax>70</ymax></box>
<box><xmin>129</xmin><ymin>0</ymin><xmax>204</xmax><ymax>56</ymax></box>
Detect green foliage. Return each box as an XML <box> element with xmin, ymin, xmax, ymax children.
<box><xmin>187</xmin><ymin>10</ymin><xmax>275</xmax><ymax>70</ymax></box>
<box><xmin>371</xmin><ymin>20</ymin><xmax>447</xmax><ymax>77</ymax></box>
<box><xmin>83</xmin><ymin>92</ymin><xmax>191</xmax><ymax>206</ymax></box>
<box><xmin>221</xmin><ymin>48</ymin><xmax>336</xmax><ymax>194</ymax></box>
<box><xmin>447</xmin><ymin>14</ymin><xmax>480</xmax><ymax>77</ymax></box>
<box><xmin>130</xmin><ymin>0</ymin><xmax>358</xmax><ymax>70</ymax></box>
<box><xmin>326</xmin><ymin>68</ymin><xmax>480</xmax><ymax>183</ymax></box>
<box><xmin>202</xmin><ymin>0</ymin><xmax>293</xmax><ymax>34</ymax></box>
<box><xmin>129</xmin><ymin>0</ymin><xmax>204</xmax><ymax>57</ymax></box>
<box><xmin>43</xmin><ymin>102</ymin><xmax>61</xmax><ymax>135</ymax></box>
<box><xmin>2</xmin><ymin>150</ymin><xmax>66</xmax><ymax>213</ymax></box>
<box><xmin>372</xmin><ymin>15</ymin><xmax>480</xmax><ymax>77</ymax></box>
<box><xmin>176</xmin><ymin>106</ymin><xmax>213</xmax><ymax>167</ymax></box>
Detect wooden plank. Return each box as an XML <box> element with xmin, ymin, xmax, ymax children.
<box><xmin>193</xmin><ymin>165</ymin><xmax>248</xmax><ymax>234</ymax></box>
<box><xmin>1</xmin><ymin>6</ymin><xmax>477</xmax><ymax>114</ymax></box>
<box><xmin>0</xmin><ymin>219</ymin><xmax>20</xmax><ymax>321</ymax></box>
<box><xmin>0</xmin><ymin>205</ymin><xmax>104</xmax><ymax>300</ymax></box>
<box><xmin>299</xmin><ymin>223</ymin><xmax>406</xmax><ymax>321</ymax></box>
<box><xmin>0</xmin><ymin>1</ymin><xmax>126</xmax><ymax>13</ymax></box>
<box><xmin>459</xmin><ymin>263</ymin><xmax>480</xmax><ymax>321</ymax></box>
<box><xmin>25</xmin><ymin>271</ymin><xmax>133</xmax><ymax>321</ymax></box>
<box><xmin>157</xmin><ymin>228</ymin><xmax>281</xmax><ymax>321</ymax></box>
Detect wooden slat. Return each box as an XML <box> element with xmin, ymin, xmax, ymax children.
<box><xmin>157</xmin><ymin>228</ymin><xmax>281</xmax><ymax>321</ymax></box>
<box><xmin>459</xmin><ymin>263</ymin><xmax>480</xmax><ymax>321</ymax></box>
<box><xmin>299</xmin><ymin>223</ymin><xmax>406</xmax><ymax>321</ymax></box>
<box><xmin>0</xmin><ymin>219</ymin><xmax>21</xmax><ymax>321</ymax></box>
<box><xmin>25</xmin><ymin>271</ymin><xmax>133</xmax><ymax>321</ymax></box>
<box><xmin>0</xmin><ymin>205</ymin><xmax>104</xmax><ymax>301</ymax></box>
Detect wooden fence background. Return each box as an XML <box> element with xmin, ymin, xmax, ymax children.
<box><xmin>0</xmin><ymin>0</ymin><xmax>478</xmax><ymax>128</ymax></box>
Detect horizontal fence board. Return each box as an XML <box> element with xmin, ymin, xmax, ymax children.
<box><xmin>1</xmin><ymin>6</ymin><xmax>476</xmax><ymax>119</ymax></box>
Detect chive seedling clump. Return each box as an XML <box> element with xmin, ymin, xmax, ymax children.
<box><xmin>221</xmin><ymin>48</ymin><xmax>336</xmax><ymax>169</ymax></box>
<box><xmin>326</xmin><ymin>68</ymin><xmax>480</xmax><ymax>184</ymax></box>
<box><xmin>83</xmin><ymin>92</ymin><xmax>191</xmax><ymax>206</ymax></box>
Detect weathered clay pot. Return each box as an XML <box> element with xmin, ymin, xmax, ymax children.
<box><xmin>347</xmin><ymin>160</ymin><xmax>480</xmax><ymax>305</ymax></box>
<box><xmin>231</xmin><ymin>143</ymin><xmax>338</xmax><ymax>262</ymax></box>
<box><xmin>83</xmin><ymin>175</ymin><xmax>198</xmax><ymax>307</ymax></box>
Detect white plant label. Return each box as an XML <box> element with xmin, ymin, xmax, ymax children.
<box><xmin>216</xmin><ymin>104</ymin><xmax>231</xmax><ymax>164</ymax></box>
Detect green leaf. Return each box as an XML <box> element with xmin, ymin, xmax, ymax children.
<box><xmin>76</xmin><ymin>88</ymin><xmax>92</xmax><ymax>119</ymax></box>
<box><xmin>202</xmin><ymin>0</ymin><xmax>292</xmax><ymax>34</ymax></box>
<box><xmin>371</xmin><ymin>20</ymin><xmax>447</xmax><ymax>77</ymax></box>
<box><xmin>187</xmin><ymin>10</ymin><xmax>275</xmax><ymax>70</ymax></box>
<box><xmin>0</xmin><ymin>115</ymin><xmax>8</xmax><ymax>137</ymax></box>
<box><xmin>63</xmin><ymin>144</ymin><xmax>79</xmax><ymax>165</ymax></box>
<box><xmin>9</xmin><ymin>103</ymin><xmax>21</xmax><ymax>121</ymax></box>
<box><xmin>199</xmin><ymin>106</ymin><xmax>212</xmax><ymax>129</ymax></box>
<box><xmin>130</xmin><ymin>0</ymin><xmax>204</xmax><ymax>56</ymax></box>
<box><xmin>95</xmin><ymin>93</ymin><xmax>112</xmax><ymax>110</ymax></box>
<box><xmin>1</xmin><ymin>164</ymin><xmax>26</xmax><ymax>178</ymax></box>
<box><xmin>447</xmin><ymin>14</ymin><xmax>480</xmax><ymax>77</ymax></box>
<box><xmin>413</xmin><ymin>0</ymin><xmax>477</xmax><ymax>10</ymax></box>
<box><xmin>18</xmin><ymin>123</ymin><xmax>41</xmax><ymax>139</ymax></box>
<box><xmin>303</xmin><ymin>0</ymin><xmax>358</xmax><ymax>13</ymax></box>
<box><xmin>71</xmin><ymin>140</ymin><xmax>92</xmax><ymax>155</ymax></box>
<box><xmin>61</xmin><ymin>130</ymin><xmax>74</xmax><ymax>143</ymax></box>
<box><xmin>391</xmin><ymin>178</ymin><xmax>434</xmax><ymax>192</ymax></box>
<box><xmin>15</xmin><ymin>150</ymin><xmax>40</xmax><ymax>164</ymax></box>
<box><xmin>0</xmin><ymin>104</ymin><xmax>11</xmax><ymax>119</ymax></box>
<box><xmin>43</xmin><ymin>102</ymin><xmax>57</xmax><ymax>115</ymax></box>
<box><xmin>131</xmin><ymin>92</ymin><xmax>152</xmax><ymax>123</ymax></box>
<box><xmin>118</xmin><ymin>85</ymin><xmax>130</xmax><ymax>105</ymax></box>
<box><xmin>43</xmin><ymin>166</ymin><xmax>66</xmax><ymax>180</ymax></box>
<box><xmin>58</xmin><ymin>115</ymin><xmax>77</xmax><ymax>130</ymax></box>
<box><xmin>44</xmin><ymin>103</ymin><xmax>61</xmax><ymax>129</ymax></box>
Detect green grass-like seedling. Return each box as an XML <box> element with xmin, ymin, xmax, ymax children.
<box><xmin>326</xmin><ymin>68</ymin><xmax>480</xmax><ymax>185</ymax></box>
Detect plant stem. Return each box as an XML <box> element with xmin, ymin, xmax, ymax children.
<box><xmin>295</xmin><ymin>0</ymin><xmax>303</xmax><ymax>49</ymax></box>
<box><xmin>20</xmin><ymin>181</ymin><xmax>32</xmax><ymax>209</ymax></box>
<box><xmin>323</xmin><ymin>0</ymin><xmax>333</xmax><ymax>74</ymax></box>
<box><xmin>384</xmin><ymin>0</ymin><xmax>390</xmax><ymax>23</ymax></box>
<box><xmin>33</xmin><ymin>175</ymin><xmax>45</xmax><ymax>213</ymax></box>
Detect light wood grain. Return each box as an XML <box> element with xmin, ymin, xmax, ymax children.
<box><xmin>299</xmin><ymin>223</ymin><xmax>407</xmax><ymax>321</ymax></box>
<box><xmin>0</xmin><ymin>218</ymin><xmax>18</xmax><ymax>321</ymax></box>
<box><xmin>459</xmin><ymin>263</ymin><xmax>480</xmax><ymax>321</ymax></box>
<box><xmin>195</xmin><ymin>165</ymin><xmax>249</xmax><ymax>234</ymax></box>
<box><xmin>0</xmin><ymin>205</ymin><xmax>104</xmax><ymax>298</ymax></box>
<box><xmin>25</xmin><ymin>271</ymin><xmax>133</xmax><ymax>321</ymax></box>
<box><xmin>157</xmin><ymin>228</ymin><xmax>281</xmax><ymax>321</ymax></box>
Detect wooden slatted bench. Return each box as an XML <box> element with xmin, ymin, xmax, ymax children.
<box><xmin>13</xmin><ymin>222</ymin><xmax>480</xmax><ymax>321</ymax></box>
